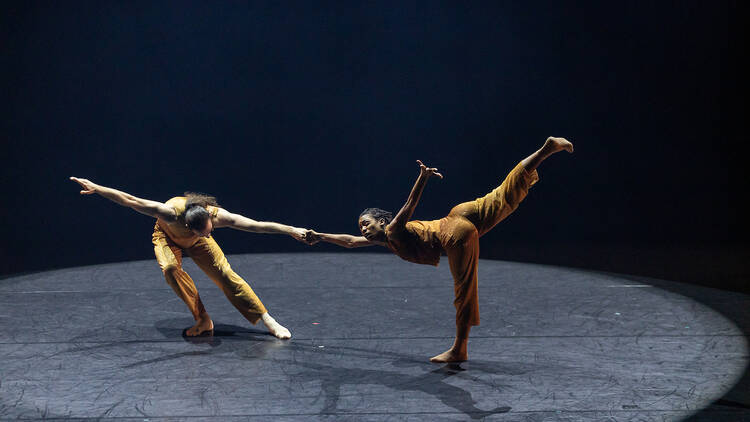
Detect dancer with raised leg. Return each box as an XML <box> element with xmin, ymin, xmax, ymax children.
<box><xmin>307</xmin><ymin>137</ymin><xmax>573</xmax><ymax>362</ymax></box>
<box><xmin>68</xmin><ymin>178</ymin><xmax>309</xmax><ymax>339</ymax></box>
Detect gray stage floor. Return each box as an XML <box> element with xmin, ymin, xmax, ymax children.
<box><xmin>1</xmin><ymin>252</ymin><xmax>748</xmax><ymax>421</ymax></box>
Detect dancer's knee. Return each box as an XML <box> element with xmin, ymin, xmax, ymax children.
<box><xmin>162</xmin><ymin>263</ymin><xmax>181</xmax><ymax>280</ymax></box>
<box><xmin>216</xmin><ymin>265</ymin><xmax>239</xmax><ymax>284</ymax></box>
<box><xmin>448</xmin><ymin>202</ymin><xmax>477</xmax><ymax>219</ymax></box>
<box><xmin>214</xmin><ymin>267</ymin><xmax>248</xmax><ymax>294</ymax></box>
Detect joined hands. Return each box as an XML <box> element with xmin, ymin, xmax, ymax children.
<box><xmin>291</xmin><ymin>228</ymin><xmax>321</xmax><ymax>245</ymax></box>
<box><xmin>303</xmin><ymin>230</ymin><xmax>321</xmax><ymax>245</ymax></box>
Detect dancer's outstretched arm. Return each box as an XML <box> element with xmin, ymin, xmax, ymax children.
<box><xmin>69</xmin><ymin>177</ymin><xmax>177</xmax><ymax>220</ymax></box>
<box><xmin>213</xmin><ymin>208</ymin><xmax>307</xmax><ymax>241</ymax></box>
<box><xmin>71</xmin><ymin>176</ymin><xmax>309</xmax><ymax>242</ymax></box>
<box><xmin>305</xmin><ymin>160</ymin><xmax>442</xmax><ymax>248</ymax></box>
<box><xmin>306</xmin><ymin>231</ymin><xmax>374</xmax><ymax>248</ymax></box>
<box><xmin>389</xmin><ymin>160</ymin><xmax>443</xmax><ymax>230</ymax></box>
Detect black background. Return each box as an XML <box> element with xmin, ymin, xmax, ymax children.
<box><xmin>1</xmin><ymin>1</ymin><xmax>747</xmax><ymax>292</ymax></box>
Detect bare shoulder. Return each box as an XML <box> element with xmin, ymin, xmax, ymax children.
<box><xmin>212</xmin><ymin>207</ymin><xmax>235</xmax><ymax>228</ymax></box>
<box><xmin>157</xmin><ymin>204</ymin><xmax>178</xmax><ymax>221</ymax></box>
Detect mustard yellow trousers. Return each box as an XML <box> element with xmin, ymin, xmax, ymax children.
<box><xmin>152</xmin><ymin>224</ymin><xmax>267</xmax><ymax>324</ymax></box>
<box><xmin>439</xmin><ymin>162</ymin><xmax>539</xmax><ymax>327</ymax></box>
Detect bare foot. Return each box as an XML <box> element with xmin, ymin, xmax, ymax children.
<box><xmin>429</xmin><ymin>348</ymin><xmax>468</xmax><ymax>363</ymax></box>
<box><xmin>545</xmin><ymin>136</ymin><xmax>574</xmax><ymax>153</ymax></box>
<box><xmin>261</xmin><ymin>313</ymin><xmax>292</xmax><ymax>339</ymax></box>
<box><xmin>186</xmin><ymin>316</ymin><xmax>214</xmax><ymax>336</ymax></box>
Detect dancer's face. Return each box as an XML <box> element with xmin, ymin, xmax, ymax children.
<box><xmin>191</xmin><ymin>217</ymin><xmax>213</xmax><ymax>238</ymax></box>
<box><xmin>358</xmin><ymin>214</ymin><xmax>387</xmax><ymax>242</ymax></box>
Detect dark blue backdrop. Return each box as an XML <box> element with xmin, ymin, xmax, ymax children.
<box><xmin>1</xmin><ymin>1</ymin><xmax>746</xmax><ymax>290</ymax></box>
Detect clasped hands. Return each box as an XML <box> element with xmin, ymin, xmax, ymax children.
<box><xmin>304</xmin><ymin>230</ymin><xmax>322</xmax><ymax>245</ymax></box>
<box><xmin>290</xmin><ymin>228</ymin><xmax>322</xmax><ymax>245</ymax></box>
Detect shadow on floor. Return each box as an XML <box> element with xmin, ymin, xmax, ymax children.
<box><xmin>148</xmin><ymin>320</ymin><xmax>518</xmax><ymax>418</ymax></box>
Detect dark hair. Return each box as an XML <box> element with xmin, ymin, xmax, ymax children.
<box><xmin>184</xmin><ymin>192</ymin><xmax>219</xmax><ymax>231</ymax></box>
<box><xmin>359</xmin><ymin>207</ymin><xmax>393</xmax><ymax>224</ymax></box>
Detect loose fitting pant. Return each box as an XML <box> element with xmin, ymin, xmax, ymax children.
<box><xmin>152</xmin><ymin>224</ymin><xmax>268</xmax><ymax>324</ymax></box>
<box><xmin>439</xmin><ymin>162</ymin><xmax>539</xmax><ymax>327</ymax></box>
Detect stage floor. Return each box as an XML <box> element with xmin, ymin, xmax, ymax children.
<box><xmin>1</xmin><ymin>252</ymin><xmax>748</xmax><ymax>421</ymax></box>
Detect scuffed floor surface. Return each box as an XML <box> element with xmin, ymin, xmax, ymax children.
<box><xmin>1</xmin><ymin>252</ymin><xmax>748</xmax><ymax>421</ymax></box>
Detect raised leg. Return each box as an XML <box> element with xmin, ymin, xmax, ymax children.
<box><xmin>448</xmin><ymin>136</ymin><xmax>572</xmax><ymax>237</ymax></box>
<box><xmin>520</xmin><ymin>136</ymin><xmax>573</xmax><ymax>171</ymax></box>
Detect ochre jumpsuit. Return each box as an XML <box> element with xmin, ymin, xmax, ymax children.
<box><xmin>152</xmin><ymin>197</ymin><xmax>267</xmax><ymax>324</ymax></box>
<box><xmin>385</xmin><ymin>162</ymin><xmax>539</xmax><ymax>327</ymax></box>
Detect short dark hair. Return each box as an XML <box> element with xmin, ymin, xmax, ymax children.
<box><xmin>359</xmin><ymin>207</ymin><xmax>393</xmax><ymax>224</ymax></box>
<box><xmin>184</xmin><ymin>192</ymin><xmax>218</xmax><ymax>231</ymax></box>
<box><xmin>185</xmin><ymin>206</ymin><xmax>210</xmax><ymax>231</ymax></box>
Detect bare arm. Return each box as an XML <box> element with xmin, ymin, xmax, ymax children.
<box><xmin>69</xmin><ymin>177</ymin><xmax>176</xmax><ymax>220</ymax></box>
<box><xmin>306</xmin><ymin>231</ymin><xmax>375</xmax><ymax>248</ymax></box>
<box><xmin>389</xmin><ymin>160</ymin><xmax>443</xmax><ymax>229</ymax></box>
<box><xmin>214</xmin><ymin>208</ymin><xmax>308</xmax><ymax>242</ymax></box>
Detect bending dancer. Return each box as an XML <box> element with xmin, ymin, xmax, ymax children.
<box><xmin>69</xmin><ymin>178</ymin><xmax>309</xmax><ymax>339</ymax></box>
<box><xmin>308</xmin><ymin>137</ymin><xmax>573</xmax><ymax>362</ymax></box>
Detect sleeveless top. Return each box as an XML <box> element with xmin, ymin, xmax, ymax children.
<box><xmin>156</xmin><ymin>197</ymin><xmax>219</xmax><ymax>249</ymax></box>
<box><xmin>386</xmin><ymin>220</ymin><xmax>443</xmax><ymax>266</ymax></box>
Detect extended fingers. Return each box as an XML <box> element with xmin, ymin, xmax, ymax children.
<box><xmin>70</xmin><ymin>176</ymin><xmax>93</xmax><ymax>191</ymax></box>
<box><xmin>70</xmin><ymin>177</ymin><xmax>94</xmax><ymax>194</ymax></box>
<box><xmin>425</xmin><ymin>166</ymin><xmax>442</xmax><ymax>178</ymax></box>
<box><xmin>416</xmin><ymin>160</ymin><xmax>441</xmax><ymax>174</ymax></box>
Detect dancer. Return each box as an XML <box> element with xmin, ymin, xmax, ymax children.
<box><xmin>307</xmin><ymin>137</ymin><xmax>573</xmax><ymax>362</ymax></box>
<box><xmin>69</xmin><ymin>178</ymin><xmax>309</xmax><ymax>339</ymax></box>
